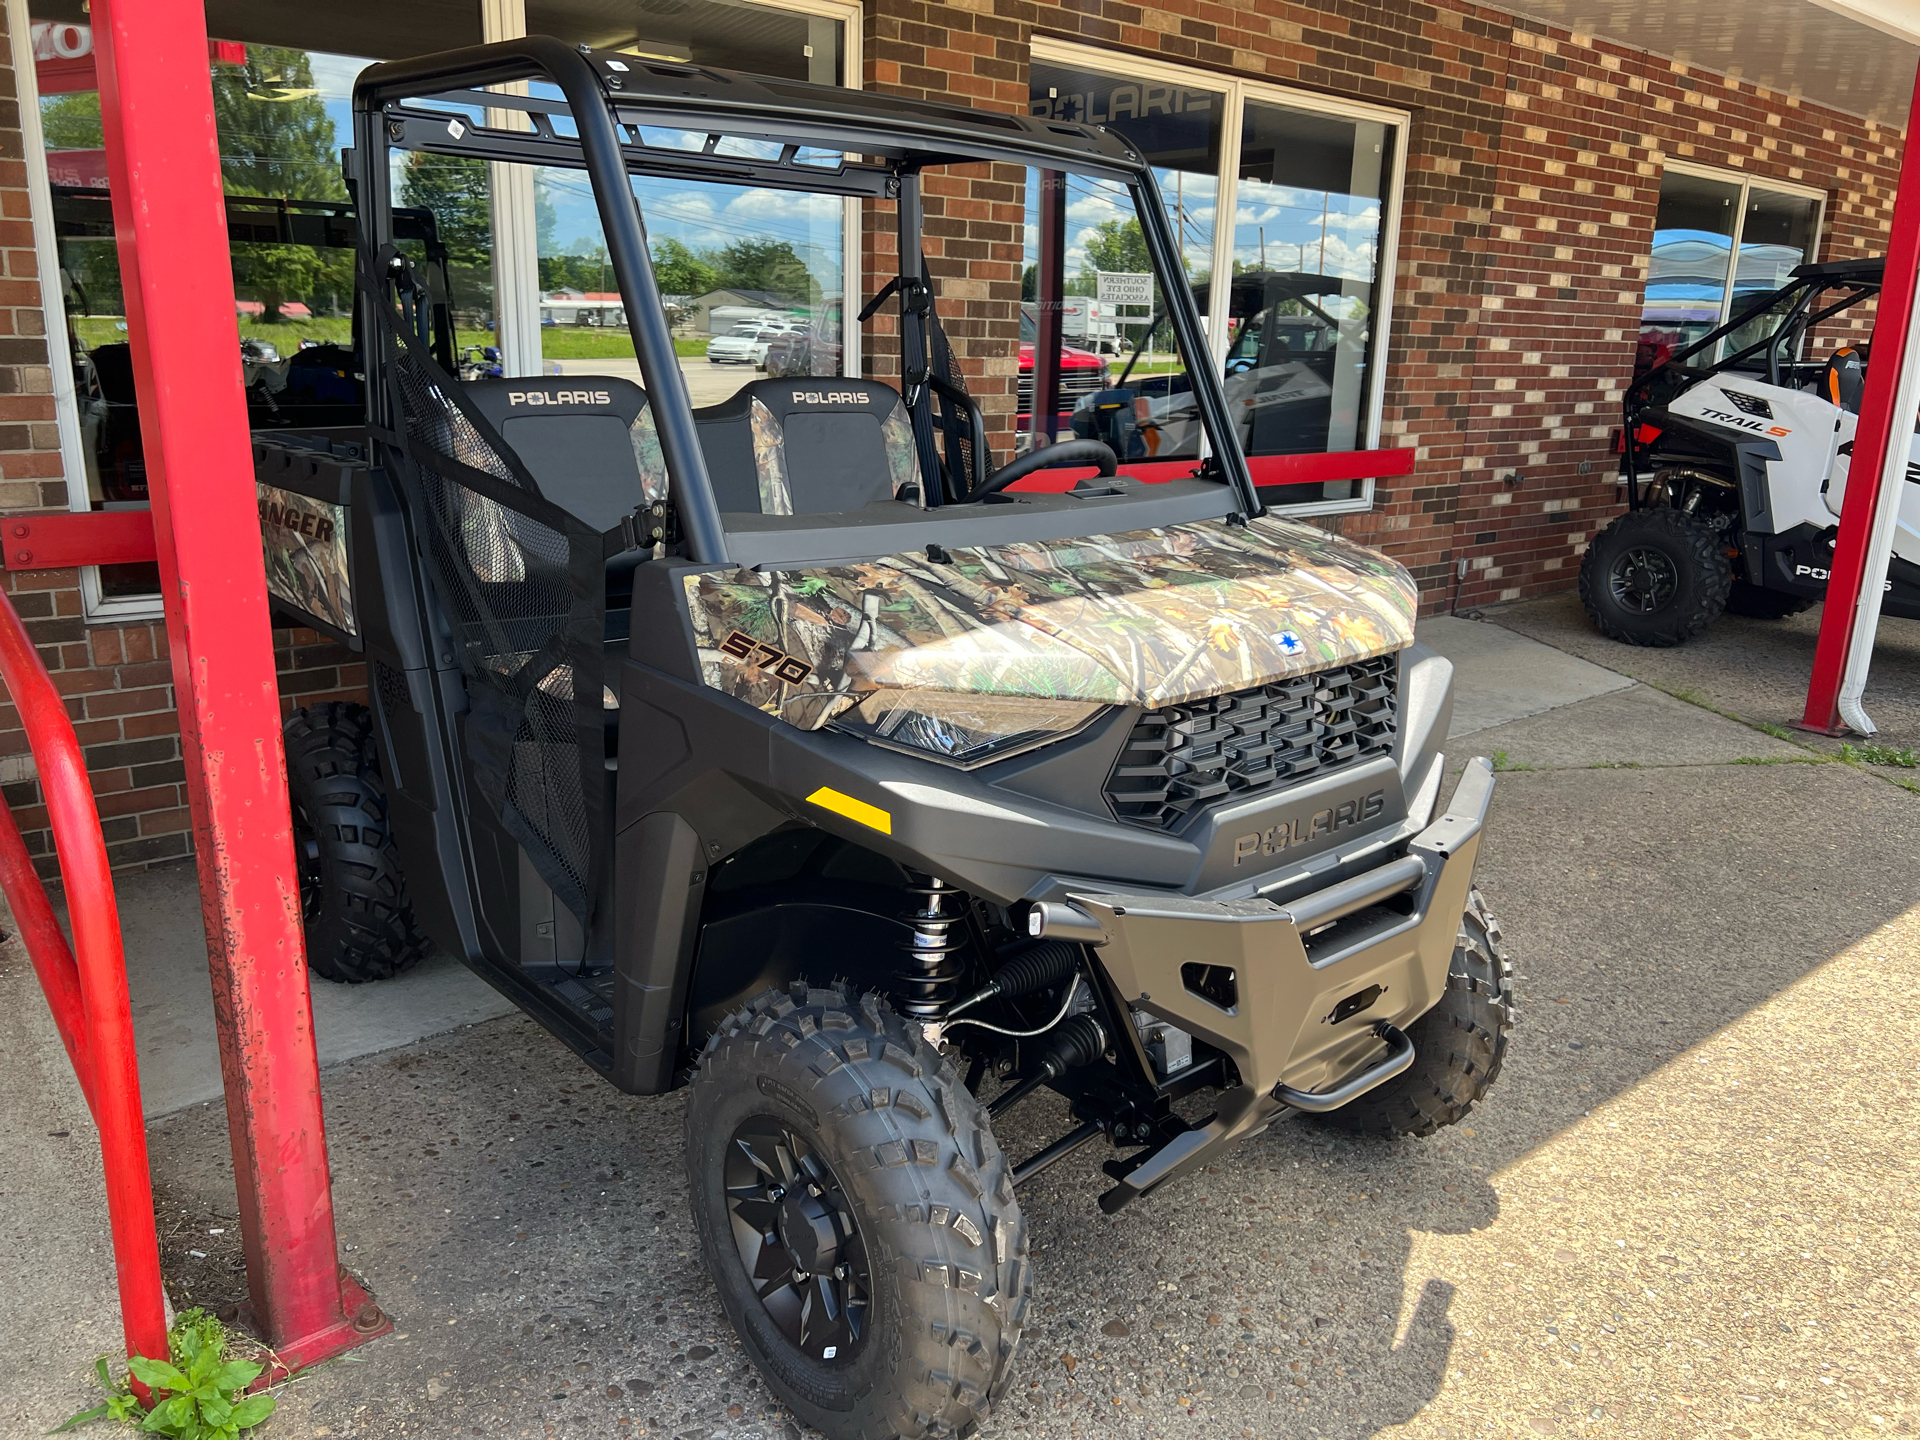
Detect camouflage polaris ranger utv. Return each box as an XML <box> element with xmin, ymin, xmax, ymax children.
<box><xmin>258</xmin><ymin>38</ymin><xmax>1515</xmax><ymax>1440</ymax></box>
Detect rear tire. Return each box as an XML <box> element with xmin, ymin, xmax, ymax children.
<box><xmin>284</xmin><ymin>702</ymin><xmax>427</xmax><ymax>984</ymax></box>
<box><xmin>1578</xmin><ymin>506</ymin><xmax>1732</xmax><ymax>646</ymax></box>
<box><xmin>1315</xmin><ymin>887</ymin><xmax>1514</xmax><ymax>1138</ymax></box>
<box><xmin>1725</xmin><ymin>580</ymin><xmax>1815</xmax><ymax>619</ymax></box>
<box><xmin>686</xmin><ymin>982</ymin><xmax>1030</xmax><ymax>1440</ymax></box>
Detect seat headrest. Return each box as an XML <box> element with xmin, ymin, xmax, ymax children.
<box><xmin>464</xmin><ymin>375</ymin><xmax>650</xmax><ymax>428</ymax></box>
<box><xmin>695</xmin><ymin>377</ymin><xmax>906</xmax><ymax>425</ymax></box>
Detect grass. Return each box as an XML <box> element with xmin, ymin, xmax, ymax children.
<box><xmin>1490</xmin><ymin>750</ymin><xmax>1535</xmax><ymax>772</ymax></box>
<box><xmin>72</xmin><ymin>313</ymin><xmax>711</xmax><ymax>363</ymax></box>
<box><xmin>1837</xmin><ymin>742</ymin><xmax>1920</xmax><ymax>768</ymax></box>
<box><xmin>1588</xmin><ymin>761</ymin><xmax>1641</xmax><ymax>769</ymax></box>
<box><xmin>540</xmin><ymin>330</ymin><xmax>711</xmax><ymax>360</ymax></box>
<box><xmin>1651</xmin><ymin>682</ymin><xmax>1920</xmax><ymax>790</ymax></box>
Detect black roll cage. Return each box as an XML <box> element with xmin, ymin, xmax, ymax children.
<box><xmin>1623</xmin><ymin>257</ymin><xmax>1882</xmax><ymax>510</ymax></box>
<box><xmin>350</xmin><ymin>37</ymin><xmax>1261</xmax><ymax>564</ymax></box>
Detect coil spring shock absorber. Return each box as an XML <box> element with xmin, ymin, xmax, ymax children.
<box><xmin>897</xmin><ymin>873</ymin><xmax>967</xmax><ymax>1020</ymax></box>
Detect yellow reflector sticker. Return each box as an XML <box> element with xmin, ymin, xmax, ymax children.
<box><xmin>806</xmin><ymin>786</ymin><xmax>892</xmax><ymax>835</ymax></box>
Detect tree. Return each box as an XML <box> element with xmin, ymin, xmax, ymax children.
<box><xmin>1079</xmin><ymin>216</ymin><xmax>1153</xmax><ymax>283</ymax></box>
<box><xmin>536</xmin><ymin>177</ymin><xmax>558</xmax><ymax>254</ymax></box>
<box><xmin>41</xmin><ymin>92</ymin><xmax>103</xmax><ymax>150</ymax></box>
<box><xmin>211</xmin><ymin>47</ymin><xmax>346</xmax><ymax>322</ymax></box>
<box><xmin>712</xmin><ymin>238</ymin><xmax>811</xmax><ymax>301</ymax></box>
<box><xmin>400</xmin><ymin>152</ymin><xmax>493</xmax><ymax>270</ymax></box>
<box><xmin>650</xmin><ymin>237</ymin><xmax>719</xmax><ymax>297</ymax></box>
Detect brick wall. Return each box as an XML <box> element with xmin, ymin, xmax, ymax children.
<box><xmin>862</xmin><ymin>0</ymin><xmax>1903</xmax><ymax>611</ymax></box>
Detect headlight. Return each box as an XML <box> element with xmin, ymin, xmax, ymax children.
<box><xmin>830</xmin><ymin>690</ymin><xmax>1106</xmax><ymax>768</ymax></box>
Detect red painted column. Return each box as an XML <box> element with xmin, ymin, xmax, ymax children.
<box><xmin>89</xmin><ymin>0</ymin><xmax>386</xmax><ymax>1366</ymax></box>
<box><xmin>1800</xmin><ymin>60</ymin><xmax>1920</xmax><ymax>734</ymax></box>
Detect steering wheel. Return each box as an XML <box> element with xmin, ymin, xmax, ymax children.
<box><xmin>967</xmin><ymin>438</ymin><xmax>1118</xmax><ymax>499</ymax></box>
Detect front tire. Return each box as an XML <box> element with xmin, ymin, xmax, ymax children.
<box><xmin>1316</xmin><ymin>887</ymin><xmax>1514</xmax><ymax>1138</ymax></box>
<box><xmin>687</xmin><ymin>983</ymin><xmax>1030</xmax><ymax>1440</ymax></box>
<box><xmin>1578</xmin><ymin>506</ymin><xmax>1732</xmax><ymax>646</ymax></box>
<box><xmin>284</xmin><ymin>702</ymin><xmax>427</xmax><ymax>984</ymax></box>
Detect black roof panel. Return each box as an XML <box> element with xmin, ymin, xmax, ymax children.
<box><xmin>1791</xmin><ymin>256</ymin><xmax>1884</xmax><ymax>282</ymax></box>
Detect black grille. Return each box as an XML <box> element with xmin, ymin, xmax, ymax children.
<box><xmin>1104</xmin><ymin>655</ymin><xmax>1399</xmax><ymax>832</ymax></box>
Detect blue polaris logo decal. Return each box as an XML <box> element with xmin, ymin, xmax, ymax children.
<box><xmin>1274</xmin><ymin>631</ymin><xmax>1304</xmax><ymax>655</ymax></box>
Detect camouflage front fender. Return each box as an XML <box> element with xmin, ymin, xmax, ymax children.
<box><xmin>681</xmin><ymin>515</ymin><xmax>1418</xmax><ymax>727</ymax></box>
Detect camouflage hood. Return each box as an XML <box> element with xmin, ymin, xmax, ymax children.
<box><xmin>682</xmin><ymin>515</ymin><xmax>1418</xmax><ymax>728</ymax></box>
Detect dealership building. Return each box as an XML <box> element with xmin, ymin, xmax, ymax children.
<box><xmin>0</xmin><ymin>0</ymin><xmax>1915</xmax><ymax>872</ymax></box>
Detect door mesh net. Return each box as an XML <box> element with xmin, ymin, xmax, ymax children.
<box><xmin>371</xmin><ymin>273</ymin><xmax>612</xmax><ymax>926</ymax></box>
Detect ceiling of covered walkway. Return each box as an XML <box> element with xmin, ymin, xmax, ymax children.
<box><xmin>1485</xmin><ymin>0</ymin><xmax>1920</xmax><ymax>125</ymax></box>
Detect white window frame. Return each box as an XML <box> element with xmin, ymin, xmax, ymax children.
<box><xmin>1656</xmin><ymin>158</ymin><xmax>1829</xmax><ymax>334</ymax></box>
<box><xmin>1031</xmin><ymin>37</ymin><xmax>1410</xmax><ymax>517</ymax></box>
<box><xmin>11</xmin><ymin>0</ymin><xmax>166</xmax><ymax>622</ymax></box>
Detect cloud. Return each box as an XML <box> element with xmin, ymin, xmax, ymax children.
<box><xmin>1232</xmin><ymin>231</ymin><xmax>1376</xmax><ymax>282</ymax></box>
<box><xmin>725</xmin><ymin>188</ymin><xmax>843</xmax><ymax>227</ymax></box>
<box><xmin>1066</xmin><ymin>192</ymin><xmax>1123</xmax><ymax>224</ymax></box>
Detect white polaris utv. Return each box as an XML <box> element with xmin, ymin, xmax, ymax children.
<box><xmin>1582</xmin><ymin>257</ymin><xmax>1920</xmax><ymax>645</ymax></box>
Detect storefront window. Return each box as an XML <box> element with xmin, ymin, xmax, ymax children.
<box><xmin>1028</xmin><ymin>46</ymin><xmax>1404</xmax><ymax>511</ymax></box>
<box><xmin>1640</xmin><ymin>167</ymin><xmax>1823</xmax><ymax>375</ymax></box>
<box><xmin>515</xmin><ymin>126</ymin><xmax>849</xmax><ymax>410</ymax></box>
<box><xmin>27</xmin><ymin>0</ymin><xmax>473</xmax><ymax>613</ymax></box>
<box><xmin>1229</xmin><ymin>97</ymin><xmax>1393</xmax><ymax>464</ymax></box>
<box><xmin>1007</xmin><ymin>166</ymin><xmax>1203</xmax><ymax>459</ymax></box>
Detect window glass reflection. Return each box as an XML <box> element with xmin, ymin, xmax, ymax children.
<box><xmin>1230</xmin><ymin>98</ymin><xmax>1392</xmax><ymax>471</ymax></box>
<box><xmin>1641</xmin><ymin>170</ymin><xmax>1741</xmax><ymax>374</ymax></box>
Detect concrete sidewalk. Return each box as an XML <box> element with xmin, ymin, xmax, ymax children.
<box><xmin>104</xmin><ymin>864</ymin><xmax>514</xmax><ymax>1118</ymax></box>
<box><xmin>9</xmin><ymin>614</ymin><xmax>1920</xmax><ymax>1439</ymax></box>
<box><xmin>1485</xmin><ymin>590</ymin><xmax>1920</xmax><ymax>757</ymax></box>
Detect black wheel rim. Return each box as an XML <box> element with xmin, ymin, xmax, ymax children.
<box><xmin>1609</xmin><ymin>545</ymin><xmax>1680</xmax><ymax>614</ymax></box>
<box><xmin>724</xmin><ymin>1117</ymin><xmax>871</xmax><ymax>1363</ymax></box>
<box><xmin>290</xmin><ymin>798</ymin><xmax>323</xmax><ymax>924</ymax></box>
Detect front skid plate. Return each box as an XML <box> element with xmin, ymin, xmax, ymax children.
<box><xmin>1075</xmin><ymin>757</ymin><xmax>1495</xmax><ymax>1211</ymax></box>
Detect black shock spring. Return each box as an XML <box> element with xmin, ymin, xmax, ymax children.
<box><xmin>896</xmin><ymin>874</ymin><xmax>968</xmax><ymax>1020</ymax></box>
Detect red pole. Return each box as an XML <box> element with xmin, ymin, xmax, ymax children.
<box><xmin>89</xmin><ymin>0</ymin><xmax>387</xmax><ymax>1366</ymax></box>
<box><xmin>0</xmin><ymin>769</ymin><xmax>98</xmax><ymax>1119</ymax></box>
<box><xmin>1800</xmin><ymin>60</ymin><xmax>1920</xmax><ymax>733</ymax></box>
<box><xmin>0</xmin><ymin>591</ymin><xmax>166</xmax><ymax>1374</ymax></box>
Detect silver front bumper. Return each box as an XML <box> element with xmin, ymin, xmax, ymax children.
<box><xmin>1033</xmin><ymin>757</ymin><xmax>1495</xmax><ymax>1210</ymax></box>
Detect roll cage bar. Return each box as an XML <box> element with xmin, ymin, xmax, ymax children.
<box><xmin>350</xmin><ymin>37</ymin><xmax>1261</xmax><ymax>565</ymax></box>
<box><xmin>1623</xmin><ymin>257</ymin><xmax>1883</xmax><ymax>510</ymax></box>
